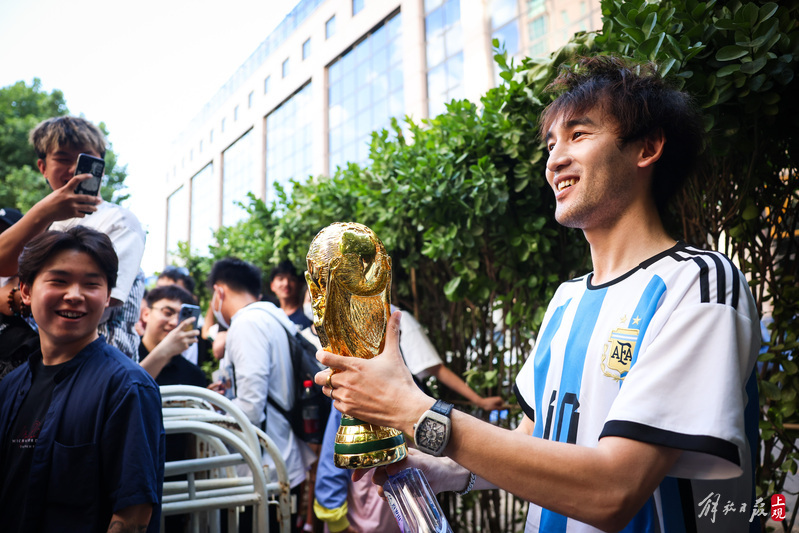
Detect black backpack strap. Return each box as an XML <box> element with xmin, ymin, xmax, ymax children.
<box><xmin>263</xmin><ymin>319</ymin><xmax>298</xmax><ymax>427</ymax></box>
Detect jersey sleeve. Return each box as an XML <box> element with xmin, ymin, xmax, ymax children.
<box><xmin>601</xmin><ymin>298</ymin><xmax>760</xmax><ymax>479</ymax></box>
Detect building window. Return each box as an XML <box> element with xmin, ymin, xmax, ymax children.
<box><xmin>425</xmin><ymin>0</ymin><xmax>463</xmax><ymax>117</ymax></box>
<box><xmin>327</xmin><ymin>13</ymin><xmax>403</xmax><ymax>173</ymax></box>
<box><xmin>353</xmin><ymin>0</ymin><xmax>364</xmax><ymax>16</ymax></box>
<box><xmin>222</xmin><ymin>130</ymin><xmax>258</xmax><ymax>227</ymax></box>
<box><xmin>266</xmin><ymin>83</ymin><xmax>314</xmax><ymax>203</ymax></box>
<box><xmin>166</xmin><ymin>185</ymin><xmax>188</xmax><ymax>262</ymax></box>
<box><xmin>221</xmin><ymin>118</ymin><xmax>226</xmax><ymax>133</ymax></box>
<box><xmin>303</xmin><ymin>38</ymin><xmax>311</xmax><ymax>60</ymax></box>
<box><xmin>234</xmin><ymin>105</ymin><xmax>239</xmax><ymax>121</ymax></box>
<box><xmin>282</xmin><ymin>58</ymin><xmax>290</xmax><ymax>78</ymax></box>
<box><xmin>190</xmin><ymin>163</ymin><xmax>216</xmax><ymax>253</ymax></box>
<box><xmin>199</xmin><ymin>140</ymin><xmax>203</xmax><ymax>153</ymax></box>
<box><xmin>189</xmin><ymin>149</ymin><xmax>193</xmax><ymax>161</ymax></box>
<box><xmin>248</xmin><ymin>91</ymin><xmax>254</xmax><ymax>108</ymax></box>
<box><xmin>528</xmin><ymin>14</ymin><xmax>548</xmax><ymax>57</ymax></box>
<box><xmin>264</xmin><ymin>75</ymin><xmax>271</xmax><ymax>94</ymax></box>
<box><xmin>527</xmin><ymin>0</ymin><xmax>545</xmax><ymax>16</ymax></box>
<box><xmin>491</xmin><ymin>0</ymin><xmax>520</xmax><ymax>56</ymax></box>
<box><xmin>326</xmin><ymin>15</ymin><xmax>336</xmax><ymax>39</ymax></box>
<box><xmin>210</xmin><ymin>129</ymin><xmax>214</xmax><ymax>144</ymax></box>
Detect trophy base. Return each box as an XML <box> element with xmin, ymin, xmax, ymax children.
<box><xmin>333</xmin><ymin>415</ymin><xmax>408</xmax><ymax>469</ymax></box>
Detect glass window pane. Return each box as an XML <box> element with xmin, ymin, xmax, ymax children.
<box><xmin>222</xmin><ymin>129</ymin><xmax>258</xmax><ymax>226</ymax></box>
<box><xmin>371</xmin><ymin>24</ymin><xmax>387</xmax><ymax>51</ymax></box>
<box><xmin>491</xmin><ymin>0</ymin><xmax>517</xmax><ymax>28</ymax></box>
<box><xmin>326</xmin><ymin>15</ymin><xmax>336</xmax><ymax>39</ymax></box>
<box><xmin>493</xmin><ymin>22</ymin><xmax>520</xmax><ymax>56</ymax></box>
<box><xmin>357</xmin><ymin>85</ymin><xmax>371</xmax><ymax>111</ymax></box>
<box><xmin>327</xmin><ymin>12</ymin><xmax>404</xmax><ymax>173</ymax></box>
<box><xmin>444</xmin><ymin>23</ymin><xmax>462</xmax><ymax>57</ymax></box>
<box><xmin>190</xmin><ymin>164</ymin><xmax>216</xmax><ymax>253</ymax></box>
<box><xmin>426</xmin><ymin>34</ymin><xmax>446</xmax><ymax>68</ymax></box>
<box><xmin>265</xmin><ymin>83</ymin><xmax>313</xmax><ymax>204</ymax></box>
<box><xmin>428</xmin><ymin>62</ymin><xmax>447</xmax><ymax>99</ymax></box>
<box><xmin>167</xmin><ymin>185</ymin><xmax>188</xmax><ymax>261</ymax></box>
<box><xmin>448</xmin><ymin>52</ymin><xmax>464</xmax><ymax>91</ymax></box>
<box><xmin>355</xmin><ymin>40</ymin><xmax>370</xmax><ymax>65</ymax></box>
<box><xmin>424</xmin><ymin>0</ymin><xmax>443</xmax><ymax>14</ymax></box>
<box><xmin>389</xmin><ymin>67</ymin><xmax>403</xmax><ymax>93</ymax></box>
<box><xmin>329</xmin><ymin>59</ymin><xmax>341</xmax><ymax>82</ymax></box>
<box><xmin>372</xmin><ymin>46</ymin><xmax>389</xmax><ymax>73</ymax></box>
<box><xmin>425</xmin><ymin>7</ymin><xmax>445</xmax><ymax>39</ymax></box>
<box><xmin>444</xmin><ymin>0</ymin><xmax>461</xmax><ymax>26</ymax></box>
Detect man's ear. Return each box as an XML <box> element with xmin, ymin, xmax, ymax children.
<box><xmin>37</xmin><ymin>159</ymin><xmax>47</xmax><ymax>175</ymax></box>
<box><xmin>638</xmin><ymin>129</ymin><xmax>666</xmax><ymax>169</ymax></box>
<box><xmin>19</xmin><ymin>282</ymin><xmax>32</xmax><ymax>306</ymax></box>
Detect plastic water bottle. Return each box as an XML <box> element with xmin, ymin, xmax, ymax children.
<box><xmin>301</xmin><ymin>379</ymin><xmax>320</xmax><ymax>436</ymax></box>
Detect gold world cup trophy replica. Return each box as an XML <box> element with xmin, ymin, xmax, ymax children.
<box><xmin>305</xmin><ymin>222</ymin><xmax>408</xmax><ymax>469</ymax></box>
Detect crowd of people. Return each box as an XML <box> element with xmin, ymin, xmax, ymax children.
<box><xmin>0</xmin><ymin>54</ymin><xmax>762</xmax><ymax>533</ymax></box>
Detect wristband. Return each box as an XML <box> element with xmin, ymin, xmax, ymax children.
<box><xmin>456</xmin><ymin>471</ymin><xmax>476</xmax><ymax>496</ymax></box>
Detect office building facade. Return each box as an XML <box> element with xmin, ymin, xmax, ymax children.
<box><xmin>163</xmin><ymin>0</ymin><xmax>601</xmax><ymax>261</ymax></box>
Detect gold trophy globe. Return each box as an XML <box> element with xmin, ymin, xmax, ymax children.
<box><xmin>305</xmin><ymin>222</ymin><xmax>408</xmax><ymax>469</ymax></box>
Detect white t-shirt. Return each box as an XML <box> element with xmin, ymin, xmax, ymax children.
<box><xmin>394</xmin><ymin>308</ymin><xmax>442</xmax><ymax>378</ymax></box>
<box><xmin>223</xmin><ymin>301</ymin><xmax>313</xmax><ymax>488</ymax></box>
<box><xmin>515</xmin><ymin>243</ymin><xmax>760</xmax><ymax>532</ymax></box>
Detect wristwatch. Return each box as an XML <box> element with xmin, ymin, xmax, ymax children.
<box><xmin>413</xmin><ymin>399</ymin><xmax>453</xmax><ymax>456</ymax></box>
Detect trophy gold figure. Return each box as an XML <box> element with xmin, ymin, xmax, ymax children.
<box><xmin>305</xmin><ymin>222</ymin><xmax>408</xmax><ymax>469</ymax></box>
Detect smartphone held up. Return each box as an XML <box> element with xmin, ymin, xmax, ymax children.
<box><xmin>73</xmin><ymin>153</ymin><xmax>105</xmax><ymax>214</ymax></box>
<box><xmin>178</xmin><ymin>304</ymin><xmax>201</xmax><ymax>331</ymax></box>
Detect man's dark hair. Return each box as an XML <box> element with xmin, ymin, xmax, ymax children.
<box><xmin>207</xmin><ymin>257</ymin><xmax>262</xmax><ymax>298</ymax></box>
<box><xmin>146</xmin><ymin>284</ymin><xmax>196</xmax><ymax>307</ymax></box>
<box><xmin>540</xmin><ymin>55</ymin><xmax>703</xmax><ymax>216</ymax></box>
<box><xmin>18</xmin><ymin>227</ymin><xmax>118</xmax><ymax>289</ymax></box>
<box><xmin>269</xmin><ymin>260</ymin><xmax>301</xmax><ymax>283</ymax></box>
<box><xmin>158</xmin><ymin>265</ymin><xmax>196</xmax><ymax>294</ymax></box>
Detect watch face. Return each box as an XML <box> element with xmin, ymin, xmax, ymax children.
<box><xmin>417</xmin><ymin>418</ymin><xmax>446</xmax><ymax>451</ymax></box>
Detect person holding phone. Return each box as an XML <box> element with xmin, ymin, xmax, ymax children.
<box><xmin>0</xmin><ymin>116</ymin><xmax>146</xmax><ymax>360</ymax></box>
<box><xmin>138</xmin><ymin>284</ymin><xmax>206</xmax><ymax>387</ymax></box>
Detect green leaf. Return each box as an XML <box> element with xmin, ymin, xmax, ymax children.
<box><xmin>622</xmin><ymin>27</ymin><xmax>645</xmax><ymax>44</ymax></box>
<box><xmin>740</xmin><ymin>56</ymin><xmax>767</xmax><ymax>75</ymax></box>
<box><xmin>639</xmin><ymin>33</ymin><xmax>665</xmax><ymax>58</ymax></box>
<box><xmin>714</xmin><ymin>19</ymin><xmax>739</xmax><ymax>31</ymax></box>
<box><xmin>443</xmin><ymin>276</ymin><xmax>462</xmax><ymax>298</ymax></box>
<box><xmin>758</xmin><ymin>2</ymin><xmax>778</xmax><ymax>21</ymax></box>
<box><xmin>642</xmin><ymin>12</ymin><xmax>657</xmax><ymax>40</ymax></box>
<box><xmin>716</xmin><ymin>45</ymin><xmax>748</xmax><ymax>61</ymax></box>
<box><xmin>717</xmin><ymin>63</ymin><xmax>741</xmax><ymax>77</ymax></box>
<box><xmin>742</xmin><ymin>204</ymin><xmax>759</xmax><ymax>220</ymax></box>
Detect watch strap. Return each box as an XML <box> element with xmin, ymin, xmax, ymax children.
<box><xmin>430</xmin><ymin>399</ymin><xmax>453</xmax><ymax>417</ymax></box>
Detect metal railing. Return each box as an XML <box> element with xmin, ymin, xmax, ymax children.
<box><xmin>160</xmin><ymin>385</ymin><xmax>292</xmax><ymax>533</ymax></box>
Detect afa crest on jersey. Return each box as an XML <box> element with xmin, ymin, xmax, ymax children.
<box><xmin>601</xmin><ymin>328</ymin><xmax>639</xmax><ymax>381</ymax></box>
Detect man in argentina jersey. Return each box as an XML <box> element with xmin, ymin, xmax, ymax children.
<box><xmin>311</xmin><ymin>55</ymin><xmax>761</xmax><ymax>533</ymax></box>
<box><xmin>514</xmin><ymin>241</ymin><xmax>760</xmax><ymax>532</ymax></box>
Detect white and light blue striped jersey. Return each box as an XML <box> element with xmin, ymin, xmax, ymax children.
<box><xmin>514</xmin><ymin>242</ymin><xmax>761</xmax><ymax>533</ymax></box>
